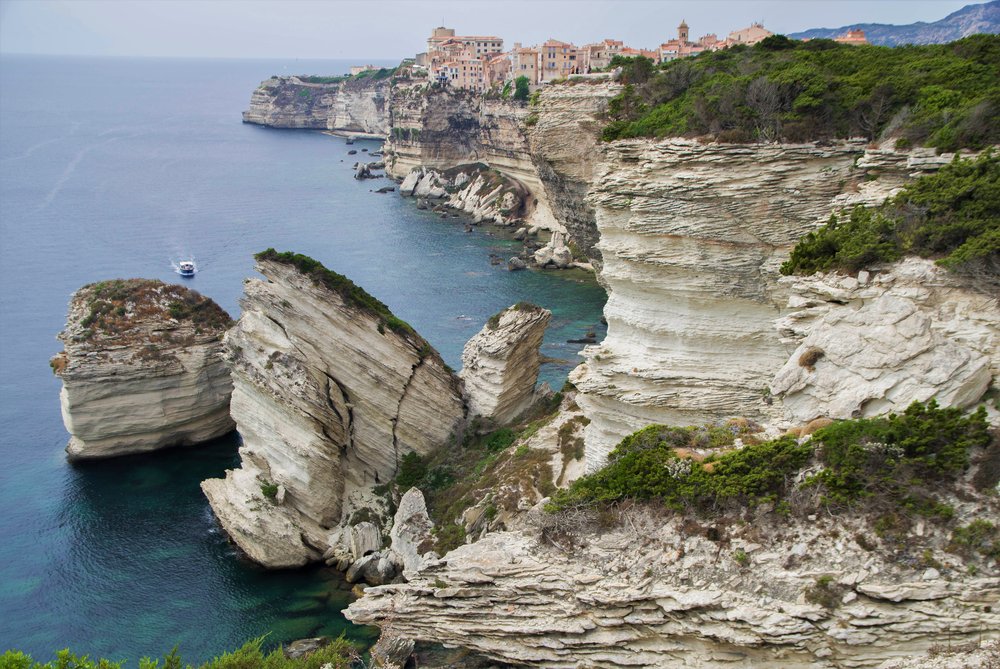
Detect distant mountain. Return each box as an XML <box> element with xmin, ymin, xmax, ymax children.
<box><xmin>790</xmin><ymin>1</ymin><xmax>999</xmax><ymax>45</ymax></box>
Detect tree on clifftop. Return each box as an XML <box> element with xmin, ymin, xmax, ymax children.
<box><xmin>513</xmin><ymin>76</ymin><xmax>530</xmax><ymax>102</ymax></box>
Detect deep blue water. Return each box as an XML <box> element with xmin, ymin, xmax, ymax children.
<box><xmin>0</xmin><ymin>55</ymin><xmax>606</xmax><ymax>661</ymax></box>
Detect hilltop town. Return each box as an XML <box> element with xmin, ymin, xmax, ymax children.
<box><xmin>360</xmin><ymin>22</ymin><xmax>869</xmax><ymax>93</ymax></box>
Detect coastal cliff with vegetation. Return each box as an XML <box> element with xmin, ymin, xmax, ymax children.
<box><xmin>53</xmin><ymin>279</ymin><xmax>234</xmax><ymax>460</ymax></box>
<box><xmin>230</xmin><ymin>35</ymin><xmax>1000</xmax><ymax>666</ymax></box>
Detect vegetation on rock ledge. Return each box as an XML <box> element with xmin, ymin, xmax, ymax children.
<box><xmin>546</xmin><ymin>401</ymin><xmax>993</xmax><ymax>540</ymax></box>
<box><xmin>602</xmin><ymin>35</ymin><xmax>999</xmax><ymax>149</ymax></box>
<box><xmin>781</xmin><ymin>151</ymin><xmax>999</xmax><ymax>278</ymax></box>
<box><xmin>255</xmin><ymin>249</ymin><xmax>419</xmax><ymax>338</ymax></box>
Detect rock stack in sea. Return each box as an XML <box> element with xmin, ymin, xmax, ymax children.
<box><xmin>52</xmin><ymin>279</ymin><xmax>234</xmax><ymax>460</ymax></box>
<box><xmin>201</xmin><ymin>250</ymin><xmax>465</xmax><ymax>568</ymax></box>
<box><xmin>460</xmin><ymin>303</ymin><xmax>551</xmax><ymax>425</ymax></box>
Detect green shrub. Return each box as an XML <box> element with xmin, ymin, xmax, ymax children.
<box><xmin>804</xmin><ymin>575</ymin><xmax>843</xmax><ymax>609</ymax></box>
<box><xmin>2</xmin><ymin>637</ymin><xmax>356</xmax><ymax>669</ymax></box>
<box><xmin>484</xmin><ymin>428</ymin><xmax>517</xmax><ymax>453</ymax></box>
<box><xmin>602</xmin><ymin>34</ymin><xmax>1000</xmax><ymax>149</ymax></box>
<box><xmin>396</xmin><ymin>451</ymin><xmax>427</xmax><ymax>489</ymax></box>
<box><xmin>259</xmin><ymin>481</ymin><xmax>279</xmax><ymax>501</ymax></box>
<box><xmin>547</xmin><ymin>426</ymin><xmax>812</xmax><ymax>512</ymax></box>
<box><xmin>806</xmin><ymin>400</ymin><xmax>990</xmax><ymax>506</ymax></box>
<box><xmin>949</xmin><ymin>519</ymin><xmax>1000</xmax><ymax>560</ymax></box>
<box><xmin>781</xmin><ymin>152</ymin><xmax>999</xmax><ymax>278</ymax></box>
<box><xmin>433</xmin><ymin>522</ymin><xmax>466</xmax><ymax>554</ymax></box>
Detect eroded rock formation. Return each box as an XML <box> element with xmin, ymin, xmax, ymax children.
<box><xmin>53</xmin><ymin>279</ymin><xmax>234</xmax><ymax>460</ymax></box>
<box><xmin>399</xmin><ymin>164</ymin><xmax>531</xmax><ymax>226</ymax></box>
<box><xmin>460</xmin><ymin>303</ymin><xmax>551</xmax><ymax>425</ymax></box>
<box><xmin>348</xmin><ymin>502</ymin><xmax>1000</xmax><ymax>668</ymax></box>
<box><xmin>201</xmin><ymin>253</ymin><xmax>464</xmax><ymax>568</ymax></box>
<box><xmin>772</xmin><ymin>258</ymin><xmax>997</xmax><ymax>423</ymax></box>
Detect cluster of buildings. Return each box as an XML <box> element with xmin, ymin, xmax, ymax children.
<box><xmin>409</xmin><ymin>23</ymin><xmax>868</xmax><ymax>93</ymax></box>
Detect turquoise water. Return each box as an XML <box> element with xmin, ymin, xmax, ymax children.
<box><xmin>0</xmin><ymin>56</ymin><xmax>606</xmax><ymax>660</ymax></box>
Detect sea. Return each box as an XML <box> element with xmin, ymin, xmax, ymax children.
<box><xmin>0</xmin><ymin>55</ymin><xmax>607</xmax><ymax>662</ymax></box>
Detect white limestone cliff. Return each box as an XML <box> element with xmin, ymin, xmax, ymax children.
<box><xmin>242</xmin><ymin>76</ymin><xmax>389</xmax><ymax>135</ymax></box>
<box><xmin>460</xmin><ymin>303</ymin><xmax>551</xmax><ymax>425</ymax></box>
<box><xmin>570</xmin><ymin>140</ymin><xmax>997</xmax><ymax>471</ymax></box>
<box><xmin>53</xmin><ymin>279</ymin><xmax>234</xmax><ymax>460</ymax></box>
<box><xmin>771</xmin><ymin>258</ymin><xmax>997</xmax><ymax>424</ymax></box>
<box><xmin>201</xmin><ymin>255</ymin><xmax>465</xmax><ymax>568</ymax></box>
<box><xmin>348</xmin><ymin>500</ymin><xmax>1000</xmax><ymax>668</ymax></box>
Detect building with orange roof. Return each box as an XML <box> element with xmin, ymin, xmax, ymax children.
<box><xmin>539</xmin><ymin>39</ymin><xmax>580</xmax><ymax>82</ymax></box>
<box><xmin>834</xmin><ymin>29</ymin><xmax>869</xmax><ymax>45</ymax></box>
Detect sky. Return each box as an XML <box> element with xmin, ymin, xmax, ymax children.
<box><xmin>0</xmin><ymin>0</ymin><xmax>983</xmax><ymax>60</ymax></box>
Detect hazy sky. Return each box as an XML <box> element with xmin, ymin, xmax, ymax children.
<box><xmin>0</xmin><ymin>0</ymin><xmax>980</xmax><ymax>60</ymax></box>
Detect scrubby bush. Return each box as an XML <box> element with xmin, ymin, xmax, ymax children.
<box><xmin>805</xmin><ymin>400</ymin><xmax>990</xmax><ymax>507</ymax></box>
<box><xmin>513</xmin><ymin>75</ymin><xmax>530</xmax><ymax>102</ymax></box>
<box><xmin>395</xmin><ymin>451</ymin><xmax>427</xmax><ymax>489</ymax></box>
<box><xmin>948</xmin><ymin>519</ymin><xmax>1000</xmax><ymax>561</ymax></box>
<box><xmin>781</xmin><ymin>151</ymin><xmax>999</xmax><ymax>278</ymax></box>
<box><xmin>1</xmin><ymin>637</ymin><xmax>357</xmax><ymax>669</ymax></box>
<box><xmin>546</xmin><ymin>425</ymin><xmax>812</xmax><ymax>512</ymax></box>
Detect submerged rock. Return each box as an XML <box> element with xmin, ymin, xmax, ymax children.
<box><xmin>201</xmin><ymin>251</ymin><xmax>465</xmax><ymax>568</ymax></box>
<box><xmin>53</xmin><ymin>279</ymin><xmax>234</xmax><ymax>460</ymax></box>
<box><xmin>460</xmin><ymin>303</ymin><xmax>551</xmax><ymax>425</ymax></box>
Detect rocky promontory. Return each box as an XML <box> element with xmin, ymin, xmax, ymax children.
<box><xmin>201</xmin><ymin>251</ymin><xmax>466</xmax><ymax>568</ymax></box>
<box><xmin>242</xmin><ymin>75</ymin><xmax>390</xmax><ymax>135</ymax></box>
<box><xmin>53</xmin><ymin>279</ymin><xmax>234</xmax><ymax>460</ymax></box>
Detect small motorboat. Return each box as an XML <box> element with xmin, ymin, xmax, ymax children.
<box><xmin>178</xmin><ymin>260</ymin><xmax>196</xmax><ymax>277</ymax></box>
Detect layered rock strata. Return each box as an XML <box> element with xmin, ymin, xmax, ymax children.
<box><xmin>201</xmin><ymin>254</ymin><xmax>464</xmax><ymax>568</ymax></box>
<box><xmin>460</xmin><ymin>303</ymin><xmax>551</xmax><ymax>425</ymax></box>
<box><xmin>570</xmin><ymin>141</ymin><xmax>993</xmax><ymax>471</ymax></box>
<box><xmin>242</xmin><ymin>76</ymin><xmax>390</xmax><ymax>135</ymax></box>
<box><xmin>771</xmin><ymin>258</ymin><xmax>997</xmax><ymax>423</ymax></box>
<box><xmin>386</xmin><ymin>87</ymin><xmax>564</xmax><ymax>232</ymax></box>
<box><xmin>348</xmin><ymin>504</ymin><xmax>1000</xmax><ymax>668</ymax></box>
<box><xmin>53</xmin><ymin>279</ymin><xmax>234</xmax><ymax>460</ymax></box>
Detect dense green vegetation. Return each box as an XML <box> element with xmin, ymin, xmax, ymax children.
<box><xmin>806</xmin><ymin>400</ymin><xmax>990</xmax><ymax>509</ymax></box>
<box><xmin>781</xmin><ymin>151</ymin><xmax>999</xmax><ymax>278</ymax></box>
<box><xmin>0</xmin><ymin>638</ymin><xmax>357</xmax><ymax>669</ymax></box>
<box><xmin>297</xmin><ymin>75</ymin><xmax>347</xmax><ymax>84</ymax></box>
<box><xmin>513</xmin><ymin>75</ymin><xmax>530</xmax><ymax>102</ymax></box>
<box><xmin>546</xmin><ymin>401</ymin><xmax>991</xmax><ymax>522</ymax></box>
<box><xmin>602</xmin><ymin>34</ymin><xmax>1000</xmax><ymax>149</ymax></box>
<box><xmin>254</xmin><ymin>249</ymin><xmax>417</xmax><ymax>337</ymax></box>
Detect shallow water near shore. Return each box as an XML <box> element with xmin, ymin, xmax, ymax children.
<box><xmin>0</xmin><ymin>56</ymin><xmax>606</xmax><ymax>660</ymax></box>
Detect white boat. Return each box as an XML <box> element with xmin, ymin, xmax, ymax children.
<box><xmin>178</xmin><ymin>260</ymin><xmax>196</xmax><ymax>277</ymax></box>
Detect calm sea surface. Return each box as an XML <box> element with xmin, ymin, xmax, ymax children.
<box><xmin>0</xmin><ymin>56</ymin><xmax>606</xmax><ymax>661</ymax></box>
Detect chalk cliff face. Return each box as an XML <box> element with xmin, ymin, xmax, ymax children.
<box><xmin>460</xmin><ymin>303</ymin><xmax>551</xmax><ymax>425</ymax></box>
<box><xmin>201</xmin><ymin>254</ymin><xmax>465</xmax><ymax>568</ymax></box>
<box><xmin>53</xmin><ymin>279</ymin><xmax>234</xmax><ymax>460</ymax></box>
<box><xmin>526</xmin><ymin>78</ymin><xmax>623</xmax><ymax>264</ymax></box>
<box><xmin>242</xmin><ymin>76</ymin><xmax>390</xmax><ymax>135</ymax></box>
<box><xmin>348</xmin><ymin>505</ymin><xmax>1000</xmax><ymax>669</ymax></box>
<box><xmin>569</xmin><ymin>141</ymin><xmax>995</xmax><ymax>471</ymax></box>
<box><xmin>772</xmin><ymin>258</ymin><xmax>997</xmax><ymax>424</ymax></box>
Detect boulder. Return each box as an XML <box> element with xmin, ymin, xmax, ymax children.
<box><xmin>350</xmin><ymin>521</ymin><xmax>383</xmax><ymax>561</ymax></box>
<box><xmin>508</xmin><ymin>257</ymin><xmax>527</xmax><ymax>271</ymax></box>
<box><xmin>370</xmin><ymin>634</ymin><xmax>415</xmax><ymax>669</ymax></box>
<box><xmin>389</xmin><ymin>488</ymin><xmax>435</xmax><ymax>575</ymax></box>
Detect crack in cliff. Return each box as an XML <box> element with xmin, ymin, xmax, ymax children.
<box><xmin>324</xmin><ymin>372</ymin><xmax>355</xmax><ymax>454</ymax></box>
<box><xmin>390</xmin><ymin>355</ymin><xmax>427</xmax><ymax>478</ymax></box>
